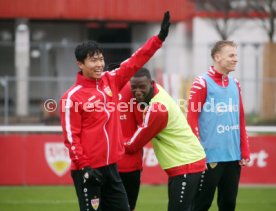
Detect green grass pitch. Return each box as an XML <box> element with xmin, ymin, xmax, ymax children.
<box><xmin>0</xmin><ymin>185</ymin><xmax>275</xmax><ymax>211</ymax></box>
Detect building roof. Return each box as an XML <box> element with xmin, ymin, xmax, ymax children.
<box><xmin>0</xmin><ymin>0</ymin><xmax>195</xmax><ymax>22</ymax></box>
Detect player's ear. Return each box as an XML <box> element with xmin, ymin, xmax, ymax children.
<box><xmin>214</xmin><ymin>53</ymin><xmax>221</xmax><ymax>62</ymax></box>
<box><xmin>76</xmin><ymin>61</ymin><xmax>83</xmax><ymax>69</ymax></box>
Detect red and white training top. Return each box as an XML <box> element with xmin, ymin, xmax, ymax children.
<box><xmin>187</xmin><ymin>66</ymin><xmax>250</xmax><ymax>160</ymax></box>
<box><xmin>60</xmin><ymin>36</ymin><xmax>163</xmax><ymax>170</ymax></box>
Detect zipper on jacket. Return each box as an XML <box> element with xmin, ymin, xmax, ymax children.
<box><xmin>96</xmin><ymin>80</ymin><xmax>111</xmax><ymax>165</ymax></box>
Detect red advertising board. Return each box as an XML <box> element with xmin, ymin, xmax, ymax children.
<box><xmin>240</xmin><ymin>136</ymin><xmax>276</xmax><ymax>185</ymax></box>
<box><xmin>0</xmin><ymin>134</ymin><xmax>72</xmax><ymax>185</ymax></box>
<box><xmin>0</xmin><ymin>134</ymin><xmax>275</xmax><ymax>185</ymax></box>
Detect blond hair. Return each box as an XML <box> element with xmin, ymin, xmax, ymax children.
<box><xmin>211</xmin><ymin>41</ymin><xmax>237</xmax><ymax>59</ymax></box>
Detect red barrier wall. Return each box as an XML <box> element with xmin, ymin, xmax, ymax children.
<box><xmin>0</xmin><ymin>134</ymin><xmax>275</xmax><ymax>185</ymax></box>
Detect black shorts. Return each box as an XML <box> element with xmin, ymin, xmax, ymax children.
<box><xmin>71</xmin><ymin>164</ymin><xmax>130</xmax><ymax>211</ymax></box>
<box><xmin>168</xmin><ymin>172</ymin><xmax>202</xmax><ymax>211</ymax></box>
<box><xmin>119</xmin><ymin>170</ymin><xmax>141</xmax><ymax>210</ymax></box>
<box><xmin>192</xmin><ymin>161</ymin><xmax>241</xmax><ymax>211</ymax></box>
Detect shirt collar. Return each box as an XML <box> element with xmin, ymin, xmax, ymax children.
<box><xmin>208</xmin><ymin>66</ymin><xmax>228</xmax><ymax>80</ymax></box>
<box><xmin>75</xmin><ymin>71</ymin><xmax>98</xmax><ymax>88</ymax></box>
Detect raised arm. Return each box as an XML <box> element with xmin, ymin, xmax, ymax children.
<box><xmin>105</xmin><ymin>11</ymin><xmax>171</xmax><ymax>90</ymax></box>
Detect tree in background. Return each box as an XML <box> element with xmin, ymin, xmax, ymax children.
<box><xmin>246</xmin><ymin>0</ymin><xmax>276</xmax><ymax>43</ymax></box>
<box><xmin>194</xmin><ymin>0</ymin><xmax>250</xmax><ymax>40</ymax></box>
<box><xmin>194</xmin><ymin>0</ymin><xmax>276</xmax><ymax>122</ymax></box>
<box><xmin>246</xmin><ymin>0</ymin><xmax>276</xmax><ymax>121</ymax></box>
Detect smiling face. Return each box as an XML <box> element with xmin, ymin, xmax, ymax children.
<box><xmin>130</xmin><ymin>76</ymin><xmax>153</xmax><ymax>103</ymax></box>
<box><xmin>77</xmin><ymin>53</ymin><xmax>105</xmax><ymax>79</ymax></box>
<box><xmin>214</xmin><ymin>45</ymin><xmax>238</xmax><ymax>75</ymax></box>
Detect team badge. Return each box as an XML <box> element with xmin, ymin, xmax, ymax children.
<box><xmin>209</xmin><ymin>162</ymin><xmax>218</xmax><ymax>169</ymax></box>
<box><xmin>45</xmin><ymin>143</ymin><xmax>71</xmax><ymax>177</ymax></box>
<box><xmin>104</xmin><ymin>86</ymin><xmax>113</xmax><ymax>97</ymax></box>
<box><xmin>91</xmin><ymin>198</ymin><xmax>100</xmax><ymax>210</ymax></box>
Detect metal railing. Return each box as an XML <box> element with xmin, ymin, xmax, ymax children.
<box><xmin>0</xmin><ymin>41</ymin><xmax>275</xmax><ymax>125</ymax></box>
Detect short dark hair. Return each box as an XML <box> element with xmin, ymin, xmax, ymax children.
<box><xmin>75</xmin><ymin>40</ymin><xmax>104</xmax><ymax>63</ymax></box>
<box><xmin>133</xmin><ymin>67</ymin><xmax>152</xmax><ymax>80</ymax></box>
<box><xmin>211</xmin><ymin>40</ymin><xmax>237</xmax><ymax>59</ymax></box>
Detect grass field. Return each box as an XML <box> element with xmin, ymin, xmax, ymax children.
<box><xmin>0</xmin><ymin>185</ymin><xmax>275</xmax><ymax>211</ymax></box>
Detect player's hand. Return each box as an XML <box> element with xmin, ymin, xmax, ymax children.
<box><xmin>82</xmin><ymin>166</ymin><xmax>103</xmax><ymax>185</ymax></box>
<box><xmin>124</xmin><ymin>142</ymin><xmax>134</xmax><ymax>154</ymax></box>
<box><xmin>239</xmin><ymin>158</ymin><xmax>250</xmax><ymax>166</ymax></box>
<box><xmin>158</xmin><ymin>11</ymin><xmax>171</xmax><ymax>41</ymax></box>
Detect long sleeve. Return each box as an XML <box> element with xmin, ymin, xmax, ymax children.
<box><xmin>125</xmin><ymin>102</ymin><xmax>168</xmax><ymax>154</ymax></box>
<box><xmin>187</xmin><ymin>76</ymin><xmax>207</xmax><ymax>139</ymax></box>
<box><xmin>60</xmin><ymin>92</ymin><xmax>89</xmax><ymax>169</ymax></box>
<box><xmin>235</xmin><ymin>80</ymin><xmax>250</xmax><ymax>159</ymax></box>
<box><xmin>105</xmin><ymin>36</ymin><xmax>163</xmax><ymax>90</ymax></box>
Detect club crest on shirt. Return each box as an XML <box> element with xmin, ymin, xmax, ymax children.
<box><xmin>104</xmin><ymin>86</ymin><xmax>113</xmax><ymax>97</ymax></box>
<box><xmin>91</xmin><ymin>198</ymin><xmax>100</xmax><ymax>210</ymax></box>
<box><xmin>209</xmin><ymin>162</ymin><xmax>218</xmax><ymax>169</ymax></box>
<box><xmin>45</xmin><ymin>143</ymin><xmax>71</xmax><ymax>177</ymax></box>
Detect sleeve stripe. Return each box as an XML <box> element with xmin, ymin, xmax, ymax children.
<box><xmin>143</xmin><ymin>105</ymin><xmax>152</xmax><ymax>127</ymax></box>
<box><xmin>189</xmin><ymin>77</ymin><xmax>206</xmax><ymax>100</ymax></box>
<box><xmin>193</xmin><ymin>85</ymin><xmax>203</xmax><ymax>89</ymax></box>
<box><xmin>128</xmin><ymin>127</ymin><xmax>143</xmax><ymax>144</ymax></box>
<box><xmin>65</xmin><ymin>85</ymin><xmax>82</xmax><ymax>144</ymax></box>
<box><xmin>128</xmin><ymin>105</ymin><xmax>152</xmax><ymax>144</ymax></box>
<box><xmin>193</xmin><ymin>77</ymin><xmax>206</xmax><ymax>88</ymax></box>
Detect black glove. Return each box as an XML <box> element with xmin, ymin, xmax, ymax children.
<box><xmin>158</xmin><ymin>11</ymin><xmax>171</xmax><ymax>41</ymax></box>
<box><xmin>82</xmin><ymin>166</ymin><xmax>103</xmax><ymax>186</ymax></box>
